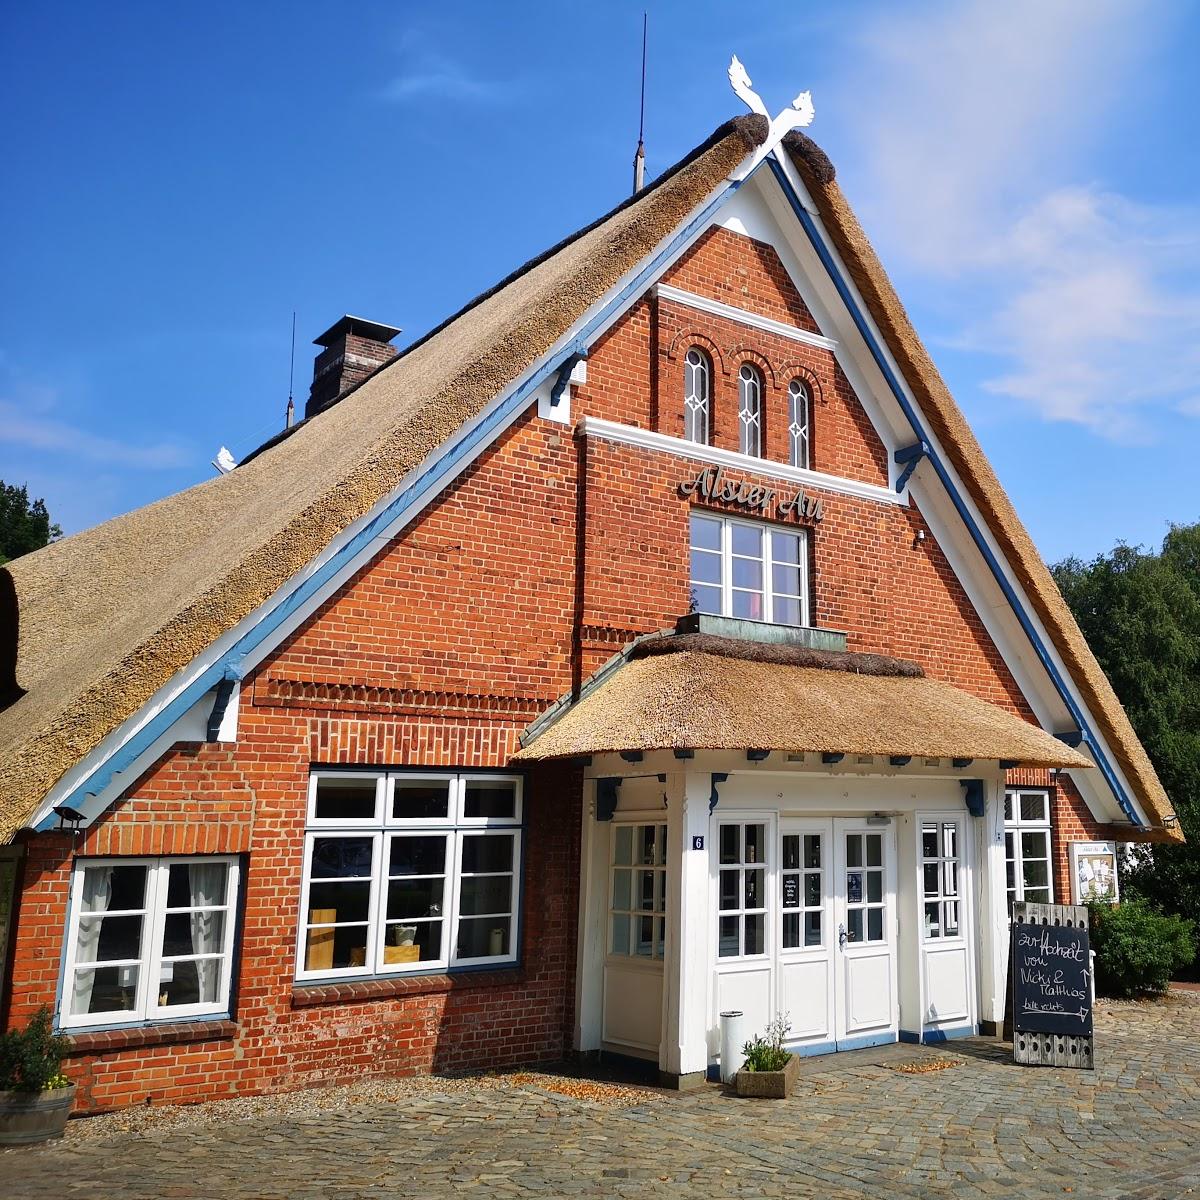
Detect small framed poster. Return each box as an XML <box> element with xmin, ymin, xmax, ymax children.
<box><xmin>1070</xmin><ymin>841</ymin><xmax>1119</xmax><ymax>905</ymax></box>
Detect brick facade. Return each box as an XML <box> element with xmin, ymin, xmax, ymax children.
<box><xmin>4</xmin><ymin>224</ymin><xmax>1108</xmax><ymax>1110</ymax></box>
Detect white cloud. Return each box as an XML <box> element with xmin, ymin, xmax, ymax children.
<box><xmin>838</xmin><ymin>0</ymin><xmax>1200</xmax><ymax>437</ymax></box>
<box><xmin>379</xmin><ymin>44</ymin><xmax>510</xmax><ymax>105</ymax></box>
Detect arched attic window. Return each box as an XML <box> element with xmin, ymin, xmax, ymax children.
<box><xmin>788</xmin><ymin>378</ymin><xmax>810</xmax><ymax>469</ymax></box>
<box><xmin>683</xmin><ymin>348</ymin><xmax>711</xmax><ymax>444</ymax></box>
<box><xmin>738</xmin><ymin>363</ymin><xmax>763</xmax><ymax>457</ymax></box>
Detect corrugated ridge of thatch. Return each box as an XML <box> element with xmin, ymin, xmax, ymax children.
<box><xmin>633</xmin><ymin>633</ymin><xmax>923</xmax><ymax>677</ymax></box>
<box><xmin>0</xmin><ymin>116</ymin><xmax>770</xmax><ymax>843</ymax></box>
<box><xmin>781</xmin><ymin>133</ymin><xmax>1180</xmax><ymax>844</ymax></box>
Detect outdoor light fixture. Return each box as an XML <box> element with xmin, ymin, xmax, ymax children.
<box><xmin>866</xmin><ymin>814</ymin><xmax>892</xmax><ymax>826</ymax></box>
<box><xmin>52</xmin><ymin>804</ymin><xmax>84</xmax><ymax>828</ymax></box>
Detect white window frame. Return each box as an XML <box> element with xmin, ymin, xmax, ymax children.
<box><xmin>920</xmin><ymin>819</ymin><xmax>962</xmax><ymax>940</ymax></box>
<box><xmin>608</xmin><ymin>822</ymin><xmax>667</xmax><ymax>961</ymax></box>
<box><xmin>779</xmin><ymin>828</ymin><xmax>825</xmax><ymax>951</ymax></box>
<box><xmin>689</xmin><ymin>511</ymin><xmax>810</xmax><ymax>627</ymax></box>
<box><xmin>296</xmin><ymin>771</ymin><xmax>523</xmax><ymax>982</ymax></box>
<box><xmin>716</xmin><ymin>819</ymin><xmax>770</xmax><ymax>961</ymax></box>
<box><xmin>60</xmin><ymin>856</ymin><xmax>239</xmax><ymax>1030</ymax></box>
<box><xmin>737</xmin><ymin>363</ymin><xmax>763</xmax><ymax>457</ymax></box>
<box><xmin>683</xmin><ymin>347</ymin><xmax>711</xmax><ymax>444</ymax></box>
<box><xmin>1004</xmin><ymin>788</ymin><xmax>1054</xmax><ymax>908</ymax></box>
<box><xmin>787</xmin><ymin>378</ymin><xmax>810</xmax><ymax>469</ymax></box>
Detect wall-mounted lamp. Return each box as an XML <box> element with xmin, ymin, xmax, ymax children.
<box><xmin>866</xmin><ymin>813</ymin><xmax>892</xmax><ymax>826</ymax></box>
<box><xmin>53</xmin><ymin>804</ymin><xmax>86</xmax><ymax>849</ymax></box>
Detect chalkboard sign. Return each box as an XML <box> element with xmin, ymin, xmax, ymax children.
<box><xmin>1009</xmin><ymin>901</ymin><xmax>1094</xmax><ymax>1070</ymax></box>
<box><xmin>782</xmin><ymin>875</ymin><xmax>799</xmax><ymax>909</ymax></box>
<box><xmin>1012</xmin><ymin>922</ymin><xmax>1092</xmax><ymax>1036</ymax></box>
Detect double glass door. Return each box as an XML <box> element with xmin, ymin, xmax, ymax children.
<box><xmin>776</xmin><ymin>818</ymin><xmax>897</xmax><ymax>1050</ymax></box>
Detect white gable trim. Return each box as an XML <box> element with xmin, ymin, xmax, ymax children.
<box><xmin>651</xmin><ymin>283</ymin><xmax>838</xmax><ymax>352</ymax></box>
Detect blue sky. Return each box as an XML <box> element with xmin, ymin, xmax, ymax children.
<box><xmin>1</xmin><ymin>1</ymin><xmax>1197</xmax><ymax>563</ymax></box>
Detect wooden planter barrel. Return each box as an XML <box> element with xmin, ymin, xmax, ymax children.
<box><xmin>0</xmin><ymin>1085</ymin><xmax>76</xmax><ymax>1145</ymax></box>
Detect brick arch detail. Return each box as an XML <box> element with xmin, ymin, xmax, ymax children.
<box><xmin>727</xmin><ymin>346</ymin><xmax>778</xmax><ymax>388</ymax></box>
<box><xmin>664</xmin><ymin>330</ymin><xmax>730</xmax><ymax>376</ymax></box>
<box><xmin>778</xmin><ymin>362</ymin><xmax>825</xmax><ymax>404</ymax></box>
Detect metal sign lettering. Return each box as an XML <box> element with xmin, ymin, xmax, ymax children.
<box><xmin>678</xmin><ymin>465</ymin><xmax>824</xmax><ymax>524</ymax></box>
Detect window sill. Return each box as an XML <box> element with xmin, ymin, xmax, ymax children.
<box><xmin>67</xmin><ymin>1018</ymin><xmax>236</xmax><ymax>1055</ymax></box>
<box><xmin>292</xmin><ymin>967</ymin><xmax>525</xmax><ymax>1008</ymax></box>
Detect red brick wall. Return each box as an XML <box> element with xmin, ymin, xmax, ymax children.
<box><xmin>4</xmin><ymin>222</ymin><xmax>1103</xmax><ymax>1109</ymax></box>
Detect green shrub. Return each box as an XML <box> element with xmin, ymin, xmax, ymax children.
<box><xmin>741</xmin><ymin>1013</ymin><xmax>792</xmax><ymax>1072</ymax></box>
<box><xmin>1090</xmin><ymin>897</ymin><xmax>1196</xmax><ymax>998</ymax></box>
<box><xmin>0</xmin><ymin>1006</ymin><xmax>72</xmax><ymax>1093</ymax></box>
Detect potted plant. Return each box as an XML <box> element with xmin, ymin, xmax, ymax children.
<box><xmin>734</xmin><ymin>1014</ymin><xmax>800</xmax><ymax>1099</ymax></box>
<box><xmin>0</xmin><ymin>1006</ymin><xmax>75</xmax><ymax>1145</ymax></box>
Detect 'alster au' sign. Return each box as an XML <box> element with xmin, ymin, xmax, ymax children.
<box><xmin>678</xmin><ymin>465</ymin><xmax>824</xmax><ymax>524</ymax></box>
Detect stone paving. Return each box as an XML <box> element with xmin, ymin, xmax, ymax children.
<box><xmin>5</xmin><ymin>993</ymin><xmax>1200</xmax><ymax>1199</ymax></box>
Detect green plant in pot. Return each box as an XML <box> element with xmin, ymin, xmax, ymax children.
<box><xmin>735</xmin><ymin>1013</ymin><xmax>800</xmax><ymax>1099</ymax></box>
<box><xmin>0</xmin><ymin>1006</ymin><xmax>75</xmax><ymax>1145</ymax></box>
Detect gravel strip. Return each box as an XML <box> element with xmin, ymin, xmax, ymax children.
<box><xmin>56</xmin><ymin>1067</ymin><xmax>663</xmax><ymax>1144</ymax></box>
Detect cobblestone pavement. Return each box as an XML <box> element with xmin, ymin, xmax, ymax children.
<box><xmin>6</xmin><ymin>994</ymin><xmax>1200</xmax><ymax>1199</ymax></box>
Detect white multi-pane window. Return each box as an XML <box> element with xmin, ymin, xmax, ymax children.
<box><xmin>61</xmin><ymin>856</ymin><xmax>239</xmax><ymax>1029</ymax></box>
<box><xmin>297</xmin><ymin>772</ymin><xmax>522</xmax><ymax>981</ymax></box>
<box><xmin>689</xmin><ymin>513</ymin><xmax>808</xmax><ymax>626</ymax></box>
<box><xmin>717</xmin><ymin>822</ymin><xmax>767</xmax><ymax>958</ymax></box>
<box><xmin>787</xmin><ymin>379</ymin><xmax>810</xmax><ymax>469</ymax></box>
<box><xmin>844</xmin><ymin>832</ymin><xmax>886</xmax><ymax>943</ymax></box>
<box><xmin>609</xmin><ymin>824</ymin><xmax>667</xmax><ymax>960</ymax></box>
<box><xmin>737</xmin><ymin>363</ymin><xmax>763</xmax><ymax>457</ymax></box>
<box><xmin>780</xmin><ymin>831</ymin><xmax>823</xmax><ymax>949</ymax></box>
<box><xmin>921</xmin><ymin>821</ymin><xmax>961</xmax><ymax>939</ymax></box>
<box><xmin>683</xmin><ymin>348</ymin><xmax>711</xmax><ymax>444</ymax></box>
<box><xmin>1004</xmin><ymin>789</ymin><xmax>1053</xmax><ymax>908</ymax></box>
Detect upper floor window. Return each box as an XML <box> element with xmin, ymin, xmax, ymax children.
<box><xmin>297</xmin><ymin>771</ymin><xmax>522</xmax><ymax>981</ymax></box>
<box><xmin>689</xmin><ymin>512</ymin><xmax>809</xmax><ymax>626</ymax></box>
<box><xmin>738</xmin><ymin>364</ymin><xmax>763</xmax><ymax>457</ymax></box>
<box><xmin>788</xmin><ymin>379</ymin><xmax>810</xmax><ymax>469</ymax></box>
<box><xmin>683</xmin><ymin>348</ymin><xmax>711</xmax><ymax>444</ymax></box>
<box><xmin>1004</xmin><ymin>789</ymin><xmax>1053</xmax><ymax>909</ymax></box>
<box><xmin>61</xmin><ymin>856</ymin><xmax>240</xmax><ymax>1029</ymax></box>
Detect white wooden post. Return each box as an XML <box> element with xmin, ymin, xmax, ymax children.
<box><xmin>573</xmin><ymin>779</ymin><xmax>607</xmax><ymax>1052</ymax></box>
<box><xmin>976</xmin><ymin>776</ymin><xmax>1009</xmax><ymax>1029</ymax></box>
<box><xmin>660</xmin><ymin>770</ymin><xmax>712</xmax><ymax>1086</ymax></box>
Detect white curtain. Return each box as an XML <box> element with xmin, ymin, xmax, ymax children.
<box><xmin>72</xmin><ymin>865</ymin><xmax>114</xmax><ymax>1015</ymax></box>
<box><xmin>189</xmin><ymin>863</ymin><xmax>224</xmax><ymax>1003</ymax></box>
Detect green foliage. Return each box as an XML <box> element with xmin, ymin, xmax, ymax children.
<box><xmin>0</xmin><ymin>481</ymin><xmax>61</xmax><ymax>565</ymax></box>
<box><xmin>741</xmin><ymin>1013</ymin><xmax>792</xmax><ymax>1072</ymax></box>
<box><xmin>1053</xmin><ymin>521</ymin><xmax>1200</xmax><ymax>977</ymax></box>
<box><xmin>0</xmin><ymin>1006</ymin><xmax>72</xmax><ymax>1093</ymax></box>
<box><xmin>1090</xmin><ymin>897</ymin><xmax>1196</xmax><ymax>997</ymax></box>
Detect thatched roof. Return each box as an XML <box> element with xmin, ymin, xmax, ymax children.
<box><xmin>781</xmin><ymin>133</ymin><xmax>1179</xmax><ymax>841</ymax></box>
<box><xmin>0</xmin><ymin>117</ymin><xmax>769</xmax><ymax>843</ymax></box>
<box><xmin>0</xmin><ymin>115</ymin><xmax>1178</xmax><ymax>844</ymax></box>
<box><xmin>514</xmin><ymin>642</ymin><xmax>1093</xmax><ymax>768</ymax></box>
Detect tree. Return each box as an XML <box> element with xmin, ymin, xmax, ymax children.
<box><xmin>1053</xmin><ymin>522</ymin><xmax>1200</xmax><ymax>974</ymax></box>
<box><xmin>0</xmin><ymin>482</ymin><xmax>62</xmax><ymax>565</ymax></box>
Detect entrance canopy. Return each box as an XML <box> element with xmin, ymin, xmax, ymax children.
<box><xmin>515</xmin><ymin>634</ymin><xmax>1091</xmax><ymax>769</ymax></box>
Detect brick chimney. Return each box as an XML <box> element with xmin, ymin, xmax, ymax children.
<box><xmin>305</xmin><ymin>315</ymin><xmax>402</xmax><ymax>418</ymax></box>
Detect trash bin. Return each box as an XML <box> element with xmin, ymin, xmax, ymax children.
<box><xmin>719</xmin><ymin>1010</ymin><xmax>749</xmax><ymax>1083</ymax></box>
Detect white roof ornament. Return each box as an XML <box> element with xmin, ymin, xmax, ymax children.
<box><xmin>727</xmin><ymin>55</ymin><xmax>814</xmax><ymax>142</ymax></box>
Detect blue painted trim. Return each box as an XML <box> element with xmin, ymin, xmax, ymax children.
<box><xmin>961</xmin><ymin>779</ymin><xmax>986</xmax><ymax>817</ymax></box>
<box><xmin>788</xmin><ymin>1038</ymin><xmax>836</xmax><ymax>1058</ymax></box>
<box><xmin>766</xmin><ymin>154</ymin><xmax>1142</xmax><ymax>827</ymax></box>
<box><xmin>923</xmin><ymin>1022</ymin><xmax>977</xmax><ymax>1044</ymax></box>
<box><xmin>821</xmin><ymin>752</ymin><xmax>844</xmax><ymax>765</ymax></box>
<box><xmin>205</xmin><ymin>676</ymin><xmax>236</xmax><ymax>742</ymax></box>
<box><xmin>549</xmin><ymin>342</ymin><xmax>588</xmax><ymax>407</ymax></box>
<box><xmin>708</xmin><ymin>772</ymin><xmax>729</xmax><ymax>815</ymax></box>
<box><xmin>746</xmin><ymin>748</ymin><xmax>770</xmax><ymax>762</ymax></box>
<box><xmin>835</xmin><ymin>1030</ymin><xmax>898</xmax><ymax>1053</ymax></box>
<box><xmin>40</xmin><ymin>171</ymin><xmax>751</xmax><ymax>832</ymax></box>
<box><xmin>596</xmin><ymin>778</ymin><xmax>621</xmax><ymax>822</ymax></box>
<box><xmin>899</xmin><ymin>1029</ymin><xmax>920</xmax><ymax>1045</ymax></box>
<box><xmin>893</xmin><ymin>441</ymin><xmax>929</xmax><ymax>493</ymax></box>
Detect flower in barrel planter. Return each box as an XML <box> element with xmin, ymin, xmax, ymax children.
<box><xmin>735</xmin><ymin>1014</ymin><xmax>800</xmax><ymax>1099</ymax></box>
<box><xmin>0</xmin><ymin>1006</ymin><xmax>75</xmax><ymax>1145</ymax></box>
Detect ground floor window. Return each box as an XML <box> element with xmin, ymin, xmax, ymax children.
<box><xmin>717</xmin><ymin>821</ymin><xmax>767</xmax><ymax>958</ymax></box>
<box><xmin>61</xmin><ymin>856</ymin><xmax>239</xmax><ymax>1028</ymax></box>
<box><xmin>921</xmin><ymin>821</ymin><xmax>961</xmax><ymax>938</ymax></box>
<box><xmin>297</xmin><ymin>771</ymin><xmax>523</xmax><ymax>980</ymax></box>
<box><xmin>609</xmin><ymin>823</ymin><xmax>666</xmax><ymax>959</ymax></box>
<box><xmin>1004</xmin><ymin>789</ymin><xmax>1053</xmax><ymax>908</ymax></box>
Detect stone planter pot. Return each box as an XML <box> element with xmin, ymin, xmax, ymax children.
<box><xmin>0</xmin><ymin>1084</ymin><xmax>77</xmax><ymax>1146</ymax></box>
<box><xmin>734</xmin><ymin>1054</ymin><xmax>800</xmax><ymax>1099</ymax></box>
